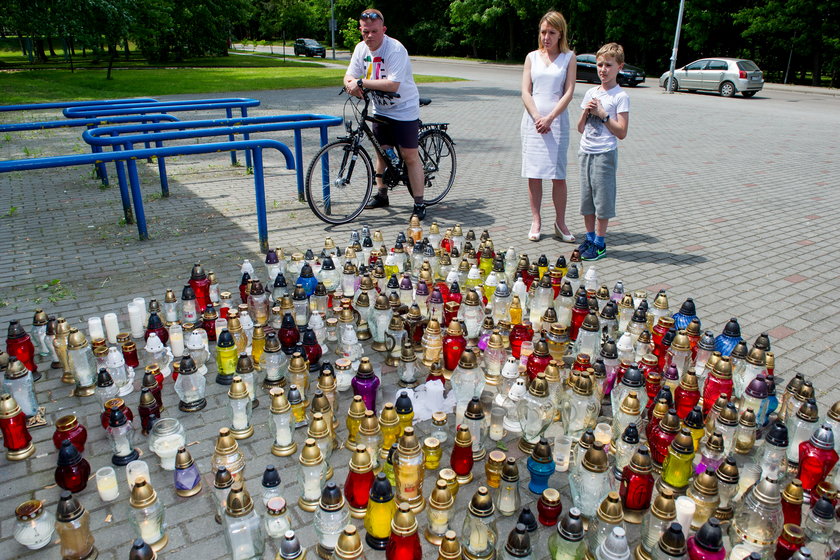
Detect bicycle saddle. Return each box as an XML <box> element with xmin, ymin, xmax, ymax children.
<box><xmin>419</xmin><ymin>98</ymin><xmax>432</xmax><ymax>106</ymax></box>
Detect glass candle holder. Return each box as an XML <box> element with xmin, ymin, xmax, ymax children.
<box><xmin>148</xmin><ymin>418</ymin><xmax>187</xmax><ymax>470</ymax></box>
<box><xmin>96</xmin><ymin>466</ymin><xmax>120</xmax><ymax>501</ymax></box>
<box><xmin>13</xmin><ymin>500</ymin><xmax>55</xmax><ymax>550</ymax></box>
<box><xmin>423</xmin><ymin>437</ymin><xmax>442</xmax><ymax>470</ymax></box>
<box><xmin>489</xmin><ymin>407</ymin><xmax>506</xmax><ymax>441</ymax></box>
<box><xmin>126</xmin><ymin>460</ymin><xmax>151</xmax><ymax>490</ymax></box>
<box><xmin>674</xmin><ymin>496</ymin><xmax>695</xmax><ymax>538</ymax></box>
<box><xmin>553</xmin><ymin>434</ymin><xmax>573</xmax><ymax>472</ymax></box>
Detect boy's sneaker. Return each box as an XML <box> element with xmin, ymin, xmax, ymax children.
<box><xmin>412</xmin><ymin>203</ymin><xmax>427</xmax><ymax>220</ymax></box>
<box><xmin>580</xmin><ymin>241</ymin><xmax>606</xmax><ymax>261</ymax></box>
<box><xmin>365</xmin><ymin>192</ymin><xmax>390</xmax><ymax>209</ymax></box>
<box><xmin>577</xmin><ymin>238</ymin><xmax>592</xmax><ymax>253</ymax></box>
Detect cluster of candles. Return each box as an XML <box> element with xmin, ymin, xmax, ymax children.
<box><xmin>2</xmin><ymin>216</ymin><xmax>839</xmax><ymax>560</ymax></box>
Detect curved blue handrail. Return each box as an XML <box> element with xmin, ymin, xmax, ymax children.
<box><xmin>0</xmin><ymin>98</ymin><xmax>157</xmax><ymax>112</ymax></box>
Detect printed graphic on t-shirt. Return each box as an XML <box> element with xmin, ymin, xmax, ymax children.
<box><xmin>364</xmin><ymin>55</ymin><xmax>396</xmax><ymax>106</ymax></box>
<box><xmin>585</xmin><ymin>113</ymin><xmax>607</xmax><ymax>138</ymax></box>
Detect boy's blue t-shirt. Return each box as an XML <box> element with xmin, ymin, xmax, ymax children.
<box><xmin>580</xmin><ymin>84</ymin><xmax>630</xmax><ymax>154</ymax></box>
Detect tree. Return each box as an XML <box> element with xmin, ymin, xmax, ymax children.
<box><xmin>735</xmin><ymin>0</ymin><xmax>838</xmax><ymax>85</ymax></box>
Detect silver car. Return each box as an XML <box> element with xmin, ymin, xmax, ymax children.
<box><xmin>659</xmin><ymin>58</ymin><xmax>764</xmax><ymax>97</ymax></box>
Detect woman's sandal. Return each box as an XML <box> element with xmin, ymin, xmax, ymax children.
<box><xmin>528</xmin><ymin>224</ymin><xmax>541</xmax><ymax>242</ymax></box>
<box><xmin>554</xmin><ymin>223</ymin><xmax>576</xmax><ymax>243</ymax></box>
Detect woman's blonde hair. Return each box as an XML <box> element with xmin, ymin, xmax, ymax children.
<box><xmin>538</xmin><ymin>11</ymin><xmax>569</xmax><ymax>53</ymax></box>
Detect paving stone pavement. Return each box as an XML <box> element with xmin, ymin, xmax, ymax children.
<box><xmin>1</xmin><ymin>61</ymin><xmax>839</xmax><ymax>559</ymax></box>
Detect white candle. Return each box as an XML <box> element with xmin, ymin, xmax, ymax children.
<box><xmin>469</xmin><ymin>527</ymin><xmax>488</xmax><ymax>552</ymax></box>
<box><xmin>428</xmin><ymin>509</ymin><xmax>449</xmax><ymax>535</ymax></box>
<box><xmin>128</xmin><ymin>303</ymin><xmax>144</xmax><ymax>338</ymax></box>
<box><xmin>96</xmin><ymin>467</ymin><xmax>120</xmax><ymax>501</ymax></box>
<box><xmin>169</xmin><ymin>326</ymin><xmax>184</xmax><ymax>358</ymax></box>
<box><xmin>675</xmin><ymin>496</ymin><xmax>696</xmax><ymax>538</ymax></box>
<box><xmin>303</xmin><ymin>476</ymin><xmax>321</xmax><ymax>500</ymax></box>
<box><xmin>114</xmin><ymin>435</ymin><xmax>132</xmax><ymax>456</ymax></box>
<box><xmin>230</xmin><ymin>529</ymin><xmax>256</xmax><ymax>560</ymax></box>
<box><xmin>153</xmin><ymin>434</ymin><xmax>186</xmax><ymax>470</ymax></box>
<box><xmin>133</xmin><ymin>297</ymin><xmax>147</xmax><ymax>322</ymax></box>
<box><xmin>275</xmin><ymin>424</ymin><xmax>293</xmax><ymax>446</ymax></box>
<box><xmin>87</xmin><ymin>316</ymin><xmax>105</xmax><ymax>341</ymax></box>
<box><xmin>215</xmin><ymin>318</ymin><xmax>227</xmax><ymax>340</ymax></box>
<box><xmin>126</xmin><ymin>460</ymin><xmax>150</xmax><ymax>489</ymax></box>
<box><xmin>139</xmin><ymin>520</ymin><xmax>162</xmax><ymax>544</ymax></box>
<box><xmin>232</xmin><ymin>410</ymin><xmax>249</xmax><ymax>431</ymax></box>
<box><xmin>104</xmin><ymin>313</ymin><xmax>120</xmax><ymax>343</ymax></box>
<box><xmin>489</xmin><ymin>425</ymin><xmax>505</xmax><ymax>441</ymax></box>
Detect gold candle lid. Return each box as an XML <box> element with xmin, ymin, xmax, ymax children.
<box><xmin>398</xmin><ymin>427</ymin><xmax>421</xmax><ymax>454</ymax></box>
<box><xmin>712</xmin><ymin>356</ymin><xmax>732</xmax><ymax>379</ymax></box>
<box><xmin>334</xmin><ymin>525</ymin><xmax>364</xmax><ymax>560</ymax></box>
<box><xmin>225</xmin><ymin>481</ymin><xmax>255</xmax><ymax>517</ymax></box>
<box><xmin>175</xmin><ymin>446</ymin><xmax>194</xmax><ymax>470</ymax></box>
<box><xmin>215</xmin><ymin>427</ymin><xmax>239</xmax><ymax>454</ymax></box>
<box><xmin>540</xmin><ymin>488</ymin><xmax>561</xmax><ymax>507</ymax></box>
<box><xmin>391</xmin><ymin>502</ymin><xmax>418</xmax><ymax>536</ymax></box>
<box><xmin>349</xmin><ymin>445</ymin><xmax>373</xmax><ymax>473</ymax></box>
<box><xmin>595</xmin><ymin>491</ymin><xmax>624</xmax><ymax>524</ymax></box>
<box><xmin>308</xmin><ymin>413</ymin><xmax>330</xmax><ymax>439</ymax></box>
<box><xmin>501</xmin><ymin>457</ymin><xmax>519</xmax><ymax>481</ymax></box>
<box><xmin>348</xmin><ymin>395</ymin><xmax>366</xmax><ymax>418</ymax></box>
<box><xmin>438</xmin><ymin>530</ymin><xmax>462</xmax><ymax>560</ymax></box>
<box><xmin>270</xmin><ymin>388</ymin><xmax>291</xmax><ymax>414</ymax></box>
<box><xmin>432</xmin><ymin>411</ymin><xmax>447</xmax><ymax>426</ymax></box>
<box><xmin>582</xmin><ymin>442</ymin><xmax>610</xmax><ymax>473</ymax></box>
<box><xmin>429</xmin><ymin>479</ymin><xmax>454</xmax><ymax>510</ymax></box>
<box><xmin>228</xmin><ymin>376</ymin><xmax>249</xmax><ymax>399</ymax></box>
<box><xmin>670</xmin><ymin>330</ymin><xmax>691</xmax><ymax>352</ymax></box>
<box><xmin>487</xmin><ymin>449</ymin><xmax>506</xmax><ymax>467</ymax></box>
<box><xmin>288</xmin><ymin>352</ymin><xmax>308</xmax><ymax>375</ymax></box>
<box><xmin>782</xmin><ymin>479</ymin><xmax>804</xmax><ymax>505</ymax></box>
<box><xmin>359</xmin><ymin>411</ymin><xmax>380</xmax><ymax>435</ymax></box>
<box><xmin>424</xmin><ymin>437</ymin><xmax>441</xmax><ymax>451</ymax></box>
<box><xmin>619</xmin><ymin>391</ymin><xmax>641</xmax><ymax>415</ymax></box>
<box><xmin>651</xmin><ymin>488</ymin><xmax>677</xmax><ymax>520</ymax></box>
<box><xmin>67</xmin><ymin>328</ymin><xmax>89</xmax><ymax>350</ymax></box>
<box><xmin>468</xmin><ymin>487</ymin><xmax>494</xmax><ymax>517</ymax></box>
<box><xmin>299</xmin><ymin>438</ymin><xmax>324</xmax><ymax>466</ymax></box>
<box><xmin>379</xmin><ymin>403</ymin><xmax>399</xmax><ymax>427</ymax></box>
<box><xmin>454</xmin><ymin>425</ymin><xmax>472</xmax><ymax>447</ymax></box>
<box><xmin>692</xmin><ymin>468</ymin><xmax>719</xmax><ymax>496</ymax></box>
<box><xmin>130</xmin><ymin>477</ymin><xmax>158</xmax><ymax>508</ymax></box>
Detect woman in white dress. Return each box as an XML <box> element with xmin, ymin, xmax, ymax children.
<box><xmin>520</xmin><ymin>11</ymin><xmax>577</xmax><ymax>242</ymax></box>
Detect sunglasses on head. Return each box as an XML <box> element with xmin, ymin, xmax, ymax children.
<box><xmin>360</xmin><ymin>12</ymin><xmax>381</xmax><ymax>20</ymax></box>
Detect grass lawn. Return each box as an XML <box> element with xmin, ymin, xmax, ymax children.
<box><xmin>0</xmin><ymin>67</ymin><xmax>461</xmax><ymax>105</ymax></box>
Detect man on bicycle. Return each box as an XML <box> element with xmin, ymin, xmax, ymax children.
<box><xmin>344</xmin><ymin>9</ymin><xmax>427</xmax><ymax>219</ymax></box>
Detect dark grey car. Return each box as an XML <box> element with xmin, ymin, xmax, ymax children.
<box><xmin>293</xmin><ymin>38</ymin><xmax>326</xmax><ymax>58</ymax></box>
<box><xmin>576</xmin><ymin>54</ymin><xmax>646</xmax><ymax>87</ymax></box>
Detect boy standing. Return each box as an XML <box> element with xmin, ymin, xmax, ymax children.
<box><xmin>576</xmin><ymin>43</ymin><xmax>630</xmax><ymax>261</ymax></box>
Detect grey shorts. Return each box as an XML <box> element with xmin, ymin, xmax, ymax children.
<box><xmin>579</xmin><ymin>149</ymin><xmax>618</xmax><ymax>219</ymax></box>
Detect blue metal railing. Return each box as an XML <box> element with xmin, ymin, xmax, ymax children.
<box><xmin>83</xmin><ymin>113</ymin><xmax>342</xmax><ymax>202</ymax></box>
<box><xmin>0</xmin><ymin>139</ymin><xmax>295</xmax><ymax>251</ymax></box>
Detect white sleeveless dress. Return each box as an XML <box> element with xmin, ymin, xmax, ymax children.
<box><xmin>520</xmin><ymin>50</ymin><xmax>573</xmax><ymax>179</ymax></box>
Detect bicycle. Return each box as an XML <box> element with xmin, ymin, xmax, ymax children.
<box><xmin>304</xmin><ymin>87</ymin><xmax>456</xmax><ymax>225</ymax></box>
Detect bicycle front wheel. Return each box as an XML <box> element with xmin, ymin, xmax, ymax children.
<box><xmin>418</xmin><ymin>129</ymin><xmax>456</xmax><ymax>205</ymax></box>
<box><xmin>305</xmin><ymin>140</ymin><xmax>374</xmax><ymax>225</ymax></box>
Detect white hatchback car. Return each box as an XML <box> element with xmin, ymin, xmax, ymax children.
<box><xmin>659</xmin><ymin>58</ymin><xmax>764</xmax><ymax>97</ymax></box>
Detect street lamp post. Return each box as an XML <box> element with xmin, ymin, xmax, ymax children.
<box><xmin>330</xmin><ymin>0</ymin><xmax>336</xmax><ymax>60</ymax></box>
<box><xmin>667</xmin><ymin>0</ymin><xmax>686</xmax><ymax>94</ymax></box>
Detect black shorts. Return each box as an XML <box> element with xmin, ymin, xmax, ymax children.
<box><xmin>372</xmin><ymin>116</ymin><xmax>420</xmax><ymax>149</ymax></box>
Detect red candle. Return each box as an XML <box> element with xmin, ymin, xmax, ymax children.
<box><xmin>442</xmin><ymin>321</ymin><xmax>466</xmax><ymax>372</ymax></box>
<box><xmin>54</xmin><ymin>440</ymin><xmax>90</xmax><ymax>492</ymax></box>
<box><xmin>122</xmin><ymin>341</ymin><xmax>139</xmax><ymax>368</ymax></box>
<box><xmin>675</xmin><ymin>383</ymin><xmax>701</xmax><ymax>419</ymax></box>
<box><xmin>797</xmin><ymin>427</ymin><xmax>839</xmax><ymax>494</ymax></box>
<box><xmin>6</xmin><ymin>320</ymin><xmax>37</xmax><ymax>373</ymax></box>
<box><xmin>620</xmin><ymin>448</ymin><xmax>655</xmax><ymax>512</ymax></box>
<box><xmin>52</xmin><ymin>415</ymin><xmax>87</xmax><ymax>452</ymax></box>
<box><xmin>101</xmin><ymin>398</ymin><xmax>135</xmax><ymax>430</ymax></box>
<box><xmin>569</xmin><ymin>296</ymin><xmax>589</xmax><ymax>341</ymax></box>
<box><xmin>774</xmin><ymin>524</ymin><xmax>805</xmax><ymax>560</ymax></box>
<box><xmin>526</xmin><ymin>347</ymin><xmax>552</xmax><ymax>380</ymax></box>
<box><xmin>702</xmin><ymin>357</ymin><xmax>733</xmax><ymax>415</ymax></box>
<box><xmin>509</xmin><ymin>322</ymin><xmax>534</xmax><ymax>359</ymax></box>
<box><xmin>345</xmin><ymin>464</ymin><xmax>375</xmax><ymax>514</ymax></box>
<box><xmin>450</xmin><ymin>426</ymin><xmax>475</xmax><ymax>480</ymax></box>
<box><xmin>537</xmin><ymin>488</ymin><xmax>563</xmax><ymax>526</ymax></box>
<box><xmin>278</xmin><ymin>313</ymin><xmax>300</xmax><ymax>353</ymax></box>
<box><xmin>189</xmin><ymin>263</ymin><xmax>211</xmax><ymax>312</ymax></box>
<box><xmin>0</xmin><ymin>394</ymin><xmax>34</xmax><ymax>459</ymax></box>
<box><xmin>385</xmin><ymin>504</ymin><xmax>424</xmax><ymax>560</ymax></box>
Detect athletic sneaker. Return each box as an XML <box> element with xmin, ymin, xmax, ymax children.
<box><xmin>577</xmin><ymin>238</ymin><xmax>592</xmax><ymax>253</ymax></box>
<box><xmin>365</xmin><ymin>192</ymin><xmax>390</xmax><ymax>209</ymax></box>
<box><xmin>412</xmin><ymin>203</ymin><xmax>427</xmax><ymax>220</ymax></box>
<box><xmin>580</xmin><ymin>242</ymin><xmax>606</xmax><ymax>261</ymax></box>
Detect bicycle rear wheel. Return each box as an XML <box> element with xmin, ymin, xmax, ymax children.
<box><xmin>305</xmin><ymin>140</ymin><xmax>373</xmax><ymax>225</ymax></box>
<box><xmin>418</xmin><ymin>129</ymin><xmax>456</xmax><ymax>205</ymax></box>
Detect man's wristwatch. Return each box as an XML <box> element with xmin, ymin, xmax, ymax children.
<box><xmin>601</xmin><ymin>114</ymin><xmax>610</xmax><ymax>123</ymax></box>
<box><xmin>357</xmin><ymin>78</ymin><xmax>364</xmax><ymax>88</ymax></box>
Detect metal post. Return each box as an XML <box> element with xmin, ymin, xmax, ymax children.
<box><xmin>667</xmin><ymin>0</ymin><xmax>686</xmax><ymax>94</ymax></box>
<box><xmin>330</xmin><ymin>0</ymin><xmax>336</xmax><ymax>60</ymax></box>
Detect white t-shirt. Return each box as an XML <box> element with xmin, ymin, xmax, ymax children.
<box><xmin>579</xmin><ymin>85</ymin><xmax>630</xmax><ymax>154</ymax></box>
<box><xmin>348</xmin><ymin>35</ymin><xmax>420</xmax><ymax>121</ymax></box>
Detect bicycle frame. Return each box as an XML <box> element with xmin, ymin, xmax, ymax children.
<box><xmin>343</xmin><ymin>90</ymin><xmax>408</xmax><ymax>189</ymax></box>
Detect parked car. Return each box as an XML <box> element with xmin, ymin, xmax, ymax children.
<box><xmin>293</xmin><ymin>38</ymin><xmax>326</xmax><ymax>58</ymax></box>
<box><xmin>658</xmin><ymin>58</ymin><xmax>763</xmax><ymax>97</ymax></box>
<box><xmin>576</xmin><ymin>54</ymin><xmax>646</xmax><ymax>87</ymax></box>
